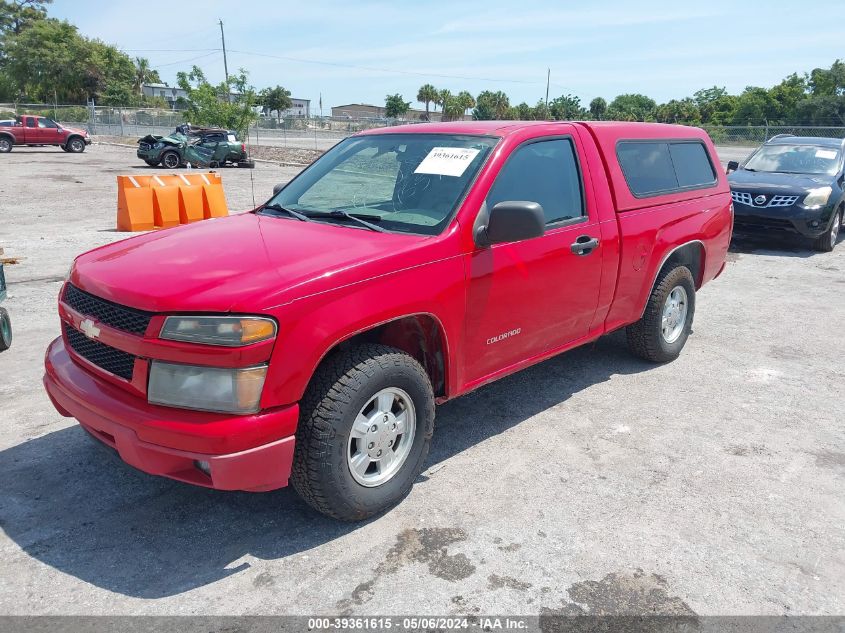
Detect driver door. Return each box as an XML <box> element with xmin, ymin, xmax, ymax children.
<box><xmin>462</xmin><ymin>132</ymin><xmax>604</xmax><ymax>387</ymax></box>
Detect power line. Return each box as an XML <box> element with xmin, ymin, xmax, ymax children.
<box><xmin>153</xmin><ymin>51</ymin><xmax>221</xmax><ymax>68</ymax></box>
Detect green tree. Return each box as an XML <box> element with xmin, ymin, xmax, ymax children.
<box><xmin>177</xmin><ymin>65</ymin><xmax>258</xmax><ymax>136</ymax></box>
<box><xmin>795</xmin><ymin>94</ymin><xmax>845</xmax><ymax>125</ymax></box>
<box><xmin>416</xmin><ymin>83</ymin><xmax>438</xmax><ymax>120</ymax></box>
<box><xmin>589</xmin><ymin>97</ymin><xmax>607</xmax><ymax>120</ymax></box>
<box><xmin>132</xmin><ymin>57</ymin><xmax>159</xmax><ymax>95</ymax></box>
<box><xmin>606</xmin><ymin>93</ymin><xmax>656</xmax><ymax>121</ymax></box>
<box><xmin>258</xmin><ymin>85</ymin><xmax>292</xmax><ymax>123</ymax></box>
<box><xmin>549</xmin><ymin>93</ymin><xmax>587</xmax><ymax>120</ymax></box>
<box><xmin>0</xmin><ymin>0</ymin><xmax>50</xmax><ymax>37</ymax></box>
<box><xmin>384</xmin><ymin>93</ymin><xmax>410</xmax><ymax>118</ymax></box>
<box><xmin>653</xmin><ymin>98</ymin><xmax>701</xmax><ymax>124</ymax></box>
<box><xmin>473</xmin><ymin>90</ymin><xmax>510</xmax><ymax>120</ymax></box>
<box><xmin>807</xmin><ymin>60</ymin><xmax>845</xmax><ymax>96</ymax></box>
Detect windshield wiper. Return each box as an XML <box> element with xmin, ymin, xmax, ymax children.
<box><xmin>260</xmin><ymin>203</ymin><xmax>311</xmax><ymax>222</ymax></box>
<box><xmin>305</xmin><ymin>210</ymin><xmax>387</xmax><ymax>233</ymax></box>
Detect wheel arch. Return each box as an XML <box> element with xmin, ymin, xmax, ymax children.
<box><xmin>638</xmin><ymin>240</ymin><xmax>705</xmax><ymax>319</ymax></box>
<box><xmin>0</xmin><ymin>132</ymin><xmax>15</xmax><ymax>145</ymax></box>
<box><xmin>311</xmin><ymin>313</ymin><xmax>451</xmax><ymax>399</ymax></box>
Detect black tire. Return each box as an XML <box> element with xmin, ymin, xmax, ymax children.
<box><xmin>0</xmin><ymin>136</ymin><xmax>12</xmax><ymax>153</ymax></box>
<box><xmin>291</xmin><ymin>344</ymin><xmax>435</xmax><ymax>521</ymax></box>
<box><xmin>812</xmin><ymin>208</ymin><xmax>842</xmax><ymax>253</ymax></box>
<box><xmin>161</xmin><ymin>151</ymin><xmax>180</xmax><ymax>169</ymax></box>
<box><xmin>66</xmin><ymin>136</ymin><xmax>85</xmax><ymax>153</ymax></box>
<box><xmin>0</xmin><ymin>307</ymin><xmax>11</xmax><ymax>352</ymax></box>
<box><xmin>626</xmin><ymin>265</ymin><xmax>696</xmax><ymax>363</ymax></box>
<box><xmin>144</xmin><ymin>159</ymin><xmax>160</xmax><ymax>167</ymax></box>
<box><xmin>61</xmin><ymin>144</ymin><xmax>71</xmax><ymax>152</ymax></box>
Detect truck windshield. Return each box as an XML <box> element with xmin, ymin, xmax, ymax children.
<box><xmin>744</xmin><ymin>144</ymin><xmax>841</xmax><ymax>175</ymax></box>
<box><xmin>264</xmin><ymin>133</ymin><xmax>497</xmax><ymax>235</ymax></box>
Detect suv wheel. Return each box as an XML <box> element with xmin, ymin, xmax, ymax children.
<box><xmin>67</xmin><ymin>137</ymin><xmax>85</xmax><ymax>153</ymax></box>
<box><xmin>627</xmin><ymin>265</ymin><xmax>696</xmax><ymax>363</ymax></box>
<box><xmin>0</xmin><ymin>137</ymin><xmax>12</xmax><ymax>153</ymax></box>
<box><xmin>812</xmin><ymin>208</ymin><xmax>842</xmax><ymax>253</ymax></box>
<box><xmin>291</xmin><ymin>344</ymin><xmax>435</xmax><ymax>521</ymax></box>
<box><xmin>161</xmin><ymin>151</ymin><xmax>180</xmax><ymax>169</ymax></box>
<box><xmin>0</xmin><ymin>308</ymin><xmax>11</xmax><ymax>351</ymax></box>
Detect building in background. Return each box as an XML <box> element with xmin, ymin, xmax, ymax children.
<box><xmin>141</xmin><ymin>84</ymin><xmax>309</xmax><ymax>116</ymax></box>
<box><xmin>330</xmin><ymin>103</ymin><xmax>470</xmax><ymax>121</ymax></box>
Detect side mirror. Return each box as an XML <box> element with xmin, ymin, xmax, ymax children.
<box><xmin>476</xmin><ymin>201</ymin><xmax>545</xmax><ymax>247</ymax></box>
<box><xmin>272</xmin><ymin>183</ymin><xmax>285</xmax><ymax>196</ymax></box>
<box><xmin>726</xmin><ymin>160</ymin><xmax>739</xmax><ymax>174</ymax></box>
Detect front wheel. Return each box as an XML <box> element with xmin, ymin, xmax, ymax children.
<box><xmin>812</xmin><ymin>209</ymin><xmax>842</xmax><ymax>253</ymax></box>
<box><xmin>627</xmin><ymin>265</ymin><xmax>696</xmax><ymax>363</ymax></box>
<box><xmin>0</xmin><ymin>307</ymin><xmax>11</xmax><ymax>351</ymax></box>
<box><xmin>66</xmin><ymin>137</ymin><xmax>85</xmax><ymax>153</ymax></box>
<box><xmin>291</xmin><ymin>344</ymin><xmax>435</xmax><ymax>521</ymax></box>
<box><xmin>161</xmin><ymin>151</ymin><xmax>180</xmax><ymax>169</ymax></box>
<box><xmin>0</xmin><ymin>137</ymin><xmax>12</xmax><ymax>153</ymax></box>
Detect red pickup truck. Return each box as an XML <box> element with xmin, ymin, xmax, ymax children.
<box><xmin>0</xmin><ymin>115</ymin><xmax>91</xmax><ymax>153</ymax></box>
<box><xmin>44</xmin><ymin>121</ymin><xmax>732</xmax><ymax>520</ymax></box>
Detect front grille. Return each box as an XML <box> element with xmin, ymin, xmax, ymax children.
<box><xmin>734</xmin><ymin>216</ymin><xmax>795</xmax><ymax>231</ymax></box>
<box><xmin>64</xmin><ymin>322</ymin><xmax>137</xmax><ymax>380</ymax></box>
<box><xmin>63</xmin><ymin>284</ymin><xmax>152</xmax><ymax>336</ymax></box>
<box><xmin>731</xmin><ymin>191</ymin><xmax>800</xmax><ymax>208</ymax></box>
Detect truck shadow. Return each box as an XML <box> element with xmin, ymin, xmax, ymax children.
<box><xmin>0</xmin><ymin>331</ymin><xmax>647</xmax><ymax>598</ymax></box>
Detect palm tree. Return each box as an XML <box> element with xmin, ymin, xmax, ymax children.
<box><xmin>133</xmin><ymin>57</ymin><xmax>155</xmax><ymax>95</ymax></box>
<box><xmin>457</xmin><ymin>91</ymin><xmax>475</xmax><ymax>118</ymax></box>
<box><xmin>416</xmin><ymin>84</ymin><xmax>438</xmax><ymax>120</ymax></box>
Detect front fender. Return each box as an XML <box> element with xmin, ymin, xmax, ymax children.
<box><xmin>259</xmin><ymin>256</ymin><xmax>466</xmax><ymax>408</ymax></box>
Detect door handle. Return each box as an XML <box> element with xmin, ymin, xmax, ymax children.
<box><xmin>570</xmin><ymin>235</ymin><xmax>599</xmax><ymax>256</ymax></box>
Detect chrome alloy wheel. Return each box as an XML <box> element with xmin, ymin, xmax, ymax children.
<box><xmin>661</xmin><ymin>286</ymin><xmax>688</xmax><ymax>344</ymax></box>
<box><xmin>830</xmin><ymin>212</ymin><xmax>841</xmax><ymax>249</ymax></box>
<box><xmin>347</xmin><ymin>387</ymin><xmax>416</xmax><ymax>487</ymax></box>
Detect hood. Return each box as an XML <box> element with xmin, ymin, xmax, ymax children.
<box><xmin>71</xmin><ymin>212</ymin><xmax>428</xmax><ymax>313</ymax></box>
<box><xmin>728</xmin><ymin>168</ymin><xmax>832</xmax><ymax>195</ymax></box>
<box><xmin>138</xmin><ymin>132</ymin><xmax>186</xmax><ymax>146</ymax></box>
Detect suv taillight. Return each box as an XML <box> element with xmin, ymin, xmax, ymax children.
<box><xmin>241</xmin><ymin>143</ymin><xmax>245</xmax><ymax>153</ymax></box>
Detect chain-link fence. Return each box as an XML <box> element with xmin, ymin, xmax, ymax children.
<box><xmin>0</xmin><ymin>103</ymin><xmax>415</xmax><ymax>150</ymax></box>
<box><xmin>701</xmin><ymin>125</ymin><xmax>845</xmax><ymax>146</ymax></box>
<box><xmin>4</xmin><ymin>104</ymin><xmax>844</xmax><ymax>151</ymax></box>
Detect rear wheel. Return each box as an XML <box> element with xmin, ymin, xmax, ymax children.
<box><xmin>627</xmin><ymin>265</ymin><xmax>696</xmax><ymax>363</ymax></box>
<box><xmin>66</xmin><ymin>137</ymin><xmax>85</xmax><ymax>153</ymax></box>
<box><xmin>291</xmin><ymin>344</ymin><xmax>435</xmax><ymax>521</ymax></box>
<box><xmin>161</xmin><ymin>151</ymin><xmax>180</xmax><ymax>169</ymax></box>
<box><xmin>812</xmin><ymin>208</ymin><xmax>842</xmax><ymax>252</ymax></box>
<box><xmin>0</xmin><ymin>137</ymin><xmax>12</xmax><ymax>153</ymax></box>
<box><xmin>0</xmin><ymin>308</ymin><xmax>11</xmax><ymax>351</ymax></box>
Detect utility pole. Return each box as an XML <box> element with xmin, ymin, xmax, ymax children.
<box><xmin>219</xmin><ymin>19</ymin><xmax>231</xmax><ymax>103</ymax></box>
<box><xmin>544</xmin><ymin>68</ymin><xmax>550</xmax><ymax>120</ymax></box>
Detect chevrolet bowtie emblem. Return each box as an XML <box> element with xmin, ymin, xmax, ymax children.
<box><xmin>79</xmin><ymin>318</ymin><xmax>101</xmax><ymax>340</ymax></box>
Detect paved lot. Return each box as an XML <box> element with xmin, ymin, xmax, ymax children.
<box><xmin>0</xmin><ymin>144</ymin><xmax>842</xmax><ymax>617</ymax></box>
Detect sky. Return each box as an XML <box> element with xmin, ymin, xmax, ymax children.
<box><xmin>51</xmin><ymin>0</ymin><xmax>843</xmax><ymax>112</ymax></box>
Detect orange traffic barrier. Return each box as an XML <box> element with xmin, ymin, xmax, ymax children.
<box><xmin>116</xmin><ymin>172</ymin><xmax>229</xmax><ymax>232</ymax></box>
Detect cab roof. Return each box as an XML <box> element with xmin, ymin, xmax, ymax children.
<box><xmin>358</xmin><ymin>120</ymin><xmax>705</xmax><ymax>140</ymax></box>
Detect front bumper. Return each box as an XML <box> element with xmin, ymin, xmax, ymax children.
<box><xmin>44</xmin><ymin>337</ymin><xmax>298</xmax><ymax>492</ymax></box>
<box><xmin>732</xmin><ymin>203</ymin><xmax>835</xmax><ymax>238</ymax></box>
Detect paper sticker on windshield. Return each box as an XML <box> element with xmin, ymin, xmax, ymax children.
<box><xmin>815</xmin><ymin>149</ymin><xmax>837</xmax><ymax>159</ymax></box>
<box><xmin>415</xmin><ymin>147</ymin><xmax>480</xmax><ymax>177</ymax></box>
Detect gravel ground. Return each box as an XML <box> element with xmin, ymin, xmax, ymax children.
<box><xmin>0</xmin><ymin>144</ymin><xmax>842</xmax><ymax>619</ymax></box>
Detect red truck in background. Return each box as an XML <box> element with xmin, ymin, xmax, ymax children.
<box><xmin>44</xmin><ymin>120</ymin><xmax>733</xmax><ymax>520</ymax></box>
<box><xmin>0</xmin><ymin>114</ymin><xmax>91</xmax><ymax>153</ymax></box>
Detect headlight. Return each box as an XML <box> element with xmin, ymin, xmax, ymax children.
<box><xmin>148</xmin><ymin>362</ymin><xmax>268</xmax><ymax>414</ymax></box>
<box><xmin>153</xmin><ymin>141</ymin><xmax>164</xmax><ymax>149</ymax></box>
<box><xmin>160</xmin><ymin>316</ymin><xmax>276</xmax><ymax>346</ymax></box>
<box><xmin>803</xmin><ymin>186</ymin><xmax>832</xmax><ymax>208</ymax></box>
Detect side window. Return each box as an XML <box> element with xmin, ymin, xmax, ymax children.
<box><xmin>486</xmin><ymin>139</ymin><xmax>585</xmax><ymax>224</ymax></box>
<box><xmin>669</xmin><ymin>142</ymin><xmax>716</xmax><ymax>188</ymax></box>
<box><xmin>617</xmin><ymin>140</ymin><xmax>716</xmax><ymax>196</ymax></box>
<box><xmin>25</xmin><ymin>117</ymin><xmax>36</xmax><ymax>128</ymax></box>
<box><xmin>38</xmin><ymin>118</ymin><xmax>58</xmax><ymax>129</ymax></box>
<box><xmin>617</xmin><ymin>142</ymin><xmax>677</xmax><ymax>196</ymax></box>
